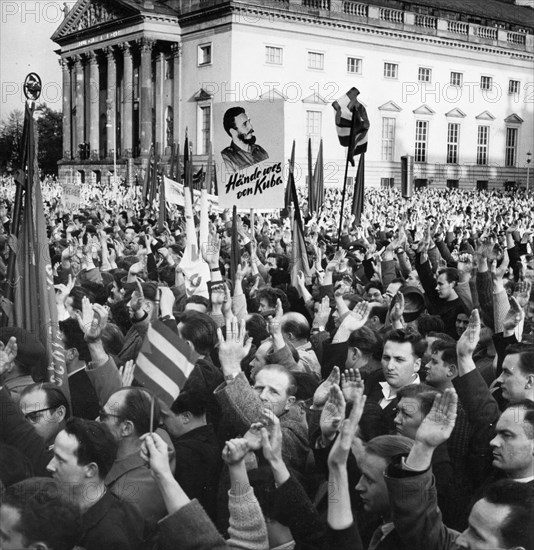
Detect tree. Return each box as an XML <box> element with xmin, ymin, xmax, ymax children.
<box><xmin>0</xmin><ymin>110</ymin><xmax>24</xmax><ymax>173</ymax></box>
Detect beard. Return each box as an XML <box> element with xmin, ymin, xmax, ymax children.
<box><xmin>238</xmin><ymin>130</ymin><xmax>256</xmax><ymax>145</ymax></box>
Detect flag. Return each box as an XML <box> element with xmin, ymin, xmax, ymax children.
<box><xmin>307</xmin><ymin>138</ymin><xmax>314</xmax><ymax>215</ymax></box>
<box><xmin>284</xmin><ymin>140</ymin><xmax>296</xmax><ymax>210</ymax></box>
<box><xmin>333</xmin><ymin>87</ymin><xmax>369</xmax><ymax>166</ymax></box>
<box><xmin>205</xmin><ymin>142</ymin><xmax>213</xmax><ymax>194</ymax></box>
<box><xmin>352</xmin><ymin>154</ymin><xmax>365</xmax><ymax>225</ymax></box>
<box><xmin>311</xmin><ymin>139</ymin><xmax>324</xmax><ymax>214</ymax></box>
<box><xmin>230</xmin><ymin>205</ymin><xmax>241</xmax><ymax>284</ymax></box>
<box><xmin>14</xmin><ymin>103</ymin><xmax>70</xmax><ymax>399</ymax></box>
<box><xmin>135</xmin><ymin>320</ymin><xmax>196</xmax><ymax>407</ymax></box>
<box><xmin>289</xmin><ymin>171</ymin><xmax>312</xmax><ymax>287</ymax></box>
<box><xmin>148</xmin><ymin>144</ymin><xmax>159</xmax><ymax>206</ymax></box>
<box><xmin>142</xmin><ymin>145</ymin><xmax>154</xmax><ymax>204</ymax></box>
<box><xmin>157</xmin><ymin>166</ymin><xmax>166</xmax><ymax>233</ymax></box>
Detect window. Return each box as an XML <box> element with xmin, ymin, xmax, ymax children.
<box><xmin>480</xmin><ymin>76</ymin><xmax>492</xmax><ymax>90</ymax></box>
<box><xmin>198</xmin><ymin>44</ymin><xmax>212</xmax><ymax>66</ymax></box>
<box><xmin>447</xmin><ymin>123</ymin><xmax>460</xmax><ymax>164</ymax></box>
<box><xmin>418</xmin><ymin>67</ymin><xmax>431</xmax><ymax>82</ymax></box>
<box><xmin>347</xmin><ymin>57</ymin><xmax>362</xmax><ymax>74</ymax></box>
<box><xmin>165</xmin><ymin>57</ymin><xmax>173</xmax><ymax>80</ymax></box>
<box><xmin>308</xmin><ymin>51</ymin><xmax>324</xmax><ymax>70</ymax></box>
<box><xmin>306</xmin><ymin>110</ymin><xmax>322</xmax><ymax>155</ymax></box>
<box><xmin>381</xmin><ymin>117</ymin><xmax>396</xmax><ymax>161</ymax></box>
<box><xmin>505</xmin><ymin>127</ymin><xmax>518</xmax><ymax>167</ymax></box>
<box><xmin>447</xmin><ymin>179</ymin><xmax>459</xmax><ymax>189</ymax></box>
<box><xmin>508</xmin><ymin>80</ymin><xmax>520</xmax><ymax>94</ymax></box>
<box><xmin>265</xmin><ymin>46</ymin><xmax>283</xmax><ymax>65</ymax></box>
<box><xmin>381</xmin><ymin>177</ymin><xmax>394</xmax><ymax>188</ymax></box>
<box><xmin>450</xmin><ymin>72</ymin><xmax>463</xmax><ymax>87</ymax></box>
<box><xmin>384</xmin><ymin>62</ymin><xmax>398</xmax><ymax>79</ymax></box>
<box><xmin>199</xmin><ymin>105</ymin><xmax>211</xmax><ymax>154</ymax></box>
<box><xmin>477</xmin><ymin>125</ymin><xmax>489</xmax><ymax>165</ymax></box>
<box><xmin>476</xmin><ymin>180</ymin><xmax>488</xmax><ymax>191</ymax></box>
<box><xmin>414</xmin><ymin>120</ymin><xmax>428</xmax><ymax>163</ymax></box>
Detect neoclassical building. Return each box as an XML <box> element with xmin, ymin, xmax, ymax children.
<box><xmin>53</xmin><ymin>0</ymin><xmax>534</xmax><ymax>189</ymax></box>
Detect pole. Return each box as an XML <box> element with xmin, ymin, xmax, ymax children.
<box><xmin>337</xmin><ymin>112</ymin><xmax>356</xmax><ymax>249</ymax></box>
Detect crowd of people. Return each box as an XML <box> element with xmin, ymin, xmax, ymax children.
<box><xmin>0</xmin><ymin>174</ymin><xmax>533</xmax><ymax>550</ymax></box>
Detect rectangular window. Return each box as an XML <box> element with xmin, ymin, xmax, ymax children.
<box><xmin>505</xmin><ymin>127</ymin><xmax>518</xmax><ymax>167</ymax></box>
<box><xmin>418</xmin><ymin>67</ymin><xmax>431</xmax><ymax>82</ymax></box>
<box><xmin>414</xmin><ymin>120</ymin><xmax>428</xmax><ymax>163</ymax></box>
<box><xmin>384</xmin><ymin>62</ymin><xmax>398</xmax><ymax>79</ymax></box>
<box><xmin>447</xmin><ymin>123</ymin><xmax>460</xmax><ymax>164</ymax></box>
<box><xmin>480</xmin><ymin>76</ymin><xmax>492</xmax><ymax>90</ymax></box>
<box><xmin>198</xmin><ymin>44</ymin><xmax>212</xmax><ymax>66</ymax></box>
<box><xmin>133</xmin><ymin>66</ymin><xmax>140</xmax><ymax>100</ymax></box>
<box><xmin>265</xmin><ymin>46</ymin><xmax>283</xmax><ymax>65</ymax></box>
<box><xmin>508</xmin><ymin>80</ymin><xmax>520</xmax><ymax>94</ymax></box>
<box><xmin>381</xmin><ymin>177</ymin><xmax>394</xmax><ymax>188</ymax></box>
<box><xmin>381</xmin><ymin>117</ymin><xmax>396</xmax><ymax>161</ymax></box>
<box><xmin>447</xmin><ymin>179</ymin><xmax>459</xmax><ymax>189</ymax></box>
<box><xmin>477</xmin><ymin>125</ymin><xmax>489</xmax><ymax>165</ymax></box>
<box><xmin>476</xmin><ymin>180</ymin><xmax>488</xmax><ymax>191</ymax></box>
<box><xmin>347</xmin><ymin>57</ymin><xmax>362</xmax><ymax>74</ymax></box>
<box><xmin>199</xmin><ymin>105</ymin><xmax>211</xmax><ymax>154</ymax></box>
<box><xmin>165</xmin><ymin>57</ymin><xmax>173</xmax><ymax>80</ymax></box>
<box><xmin>450</xmin><ymin>72</ymin><xmax>463</xmax><ymax>87</ymax></box>
<box><xmin>308</xmin><ymin>51</ymin><xmax>324</xmax><ymax>70</ymax></box>
<box><xmin>306</xmin><ymin>110</ymin><xmax>322</xmax><ymax>155</ymax></box>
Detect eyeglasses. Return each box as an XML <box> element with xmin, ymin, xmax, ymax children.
<box><xmin>24</xmin><ymin>407</ymin><xmax>58</xmax><ymax>423</ymax></box>
<box><xmin>98</xmin><ymin>408</ymin><xmax>123</xmax><ymax>422</ymax></box>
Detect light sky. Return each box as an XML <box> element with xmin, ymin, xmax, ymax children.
<box><xmin>0</xmin><ymin>1</ymin><xmax>75</xmax><ymax>120</ymax></box>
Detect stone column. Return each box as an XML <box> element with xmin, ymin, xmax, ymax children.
<box><xmin>74</xmin><ymin>55</ymin><xmax>85</xmax><ymax>157</ymax></box>
<box><xmin>60</xmin><ymin>57</ymin><xmax>72</xmax><ymax>160</ymax></box>
<box><xmin>139</xmin><ymin>38</ymin><xmax>155</xmax><ymax>158</ymax></box>
<box><xmin>105</xmin><ymin>46</ymin><xmax>117</xmax><ymax>159</ymax></box>
<box><xmin>120</xmin><ymin>42</ymin><xmax>133</xmax><ymax>157</ymax></box>
<box><xmin>171</xmin><ymin>43</ymin><xmax>181</xmax><ymax>147</ymax></box>
<box><xmin>155</xmin><ymin>50</ymin><xmax>164</xmax><ymax>154</ymax></box>
<box><xmin>88</xmin><ymin>51</ymin><xmax>100</xmax><ymax>160</ymax></box>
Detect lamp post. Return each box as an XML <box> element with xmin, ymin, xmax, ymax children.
<box><xmin>527</xmin><ymin>151</ymin><xmax>532</xmax><ymax>192</ymax></box>
<box><xmin>106</xmin><ymin>99</ymin><xmax>117</xmax><ymax>190</ymax></box>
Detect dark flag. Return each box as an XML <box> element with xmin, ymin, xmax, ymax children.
<box><xmin>289</xmin><ymin>170</ymin><xmax>312</xmax><ymax>287</ymax></box>
<box><xmin>307</xmin><ymin>138</ymin><xmax>314</xmax><ymax>214</ymax></box>
<box><xmin>352</xmin><ymin>154</ymin><xmax>365</xmax><ymax>225</ymax></box>
<box><xmin>205</xmin><ymin>142</ymin><xmax>213</xmax><ymax>194</ymax></box>
<box><xmin>142</xmin><ymin>145</ymin><xmax>154</xmax><ymax>204</ymax></box>
<box><xmin>284</xmin><ymin>140</ymin><xmax>296</xmax><ymax>210</ymax></box>
<box><xmin>311</xmin><ymin>139</ymin><xmax>324</xmax><ymax>214</ymax></box>
<box><xmin>333</xmin><ymin>87</ymin><xmax>369</xmax><ymax>166</ymax></box>
<box><xmin>230</xmin><ymin>205</ymin><xmax>241</xmax><ymax>284</ymax></box>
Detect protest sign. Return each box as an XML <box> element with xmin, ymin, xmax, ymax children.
<box><xmin>61</xmin><ymin>184</ymin><xmax>81</xmax><ymax>211</ymax></box>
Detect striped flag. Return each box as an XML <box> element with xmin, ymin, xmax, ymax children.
<box><xmin>135</xmin><ymin>320</ymin><xmax>196</xmax><ymax>407</ymax></box>
<box><xmin>332</xmin><ymin>87</ymin><xmax>369</xmax><ymax>166</ymax></box>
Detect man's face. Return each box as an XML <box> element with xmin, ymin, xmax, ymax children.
<box><xmin>232</xmin><ymin>113</ymin><xmax>256</xmax><ymax>145</ymax></box>
<box><xmin>355</xmin><ymin>452</ymin><xmax>390</xmax><ymax>516</ymax></box>
<box><xmin>489</xmin><ymin>407</ymin><xmax>534</xmax><ymax>478</ymax></box>
<box><xmin>394</xmin><ymin>397</ymin><xmax>425</xmax><ymax>439</ymax></box>
<box><xmin>124</xmin><ymin>228</ymin><xmax>136</xmax><ymax>242</ymax></box>
<box><xmin>249</xmin><ymin>340</ymin><xmax>272</xmax><ymax>372</ymax></box>
<box><xmin>19</xmin><ymin>389</ymin><xmax>64</xmax><ymax>445</ymax></box>
<box><xmin>184</xmin><ymin>302</ymin><xmax>208</xmax><ymax>314</ymax></box>
<box><xmin>364</xmin><ymin>287</ymin><xmax>383</xmax><ymax>303</ymax></box>
<box><xmin>406</xmin><ymin>270</ymin><xmax>422</xmax><ymax>290</ymax></box>
<box><xmin>99</xmin><ymin>392</ymin><xmax>127</xmax><ymax>441</ymax></box>
<box><xmin>455</xmin><ymin>499</ymin><xmax>515</xmax><ymax>549</ymax></box>
<box><xmin>253</xmin><ymin>368</ymin><xmax>294</xmax><ymax>417</ymax></box>
<box><xmin>47</xmin><ymin>430</ymin><xmax>88</xmax><ymax>485</ymax></box>
<box><xmin>456</xmin><ymin>313</ymin><xmax>470</xmax><ymax>336</ymax></box>
<box><xmin>381</xmin><ymin>340</ymin><xmax>420</xmax><ymax>390</ymax></box>
<box><xmin>436</xmin><ymin>273</ymin><xmax>456</xmax><ymax>300</ymax></box>
<box><xmin>496</xmin><ymin>354</ymin><xmax>531</xmax><ymax>404</ymax></box>
<box><xmin>0</xmin><ymin>505</ymin><xmax>28</xmax><ymax>550</ymax></box>
<box><xmin>258</xmin><ymin>298</ymin><xmax>272</xmax><ymax>314</ymax></box>
<box><xmin>425</xmin><ymin>350</ymin><xmax>452</xmax><ymax>388</ymax></box>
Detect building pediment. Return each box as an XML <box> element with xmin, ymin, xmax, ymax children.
<box><xmin>504</xmin><ymin>113</ymin><xmax>524</xmax><ymax>124</ymax></box>
<box><xmin>445</xmin><ymin>108</ymin><xmax>466</xmax><ymax>118</ymax></box>
<box><xmin>259</xmin><ymin>88</ymin><xmax>287</xmax><ymax>101</ymax></box>
<box><xmin>378</xmin><ymin>101</ymin><xmax>402</xmax><ymax>112</ymax></box>
<box><xmin>476</xmin><ymin>111</ymin><xmax>496</xmax><ymax>121</ymax></box>
<box><xmin>193</xmin><ymin>88</ymin><xmax>213</xmax><ymax>101</ymax></box>
<box><xmin>413</xmin><ymin>104</ymin><xmax>435</xmax><ymax>115</ymax></box>
<box><xmin>302</xmin><ymin>92</ymin><xmax>328</xmax><ymax>104</ymax></box>
<box><xmin>52</xmin><ymin>0</ymin><xmax>138</xmax><ymax>42</ymax></box>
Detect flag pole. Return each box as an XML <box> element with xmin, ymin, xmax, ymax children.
<box><xmin>337</xmin><ymin>110</ymin><xmax>356</xmax><ymax>249</ymax></box>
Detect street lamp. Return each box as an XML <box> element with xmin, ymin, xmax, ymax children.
<box><xmin>106</xmin><ymin>99</ymin><xmax>117</xmax><ymax>190</ymax></box>
<box><xmin>527</xmin><ymin>151</ymin><xmax>532</xmax><ymax>192</ymax></box>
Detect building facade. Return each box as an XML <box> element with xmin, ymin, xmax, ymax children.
<box><xmin>52</xmin><ymin>0</ymin><xmax>534</xmax><ymax>190</ymax></box>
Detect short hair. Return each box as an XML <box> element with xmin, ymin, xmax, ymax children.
<box><xmin>171</xmin><ymin>389</ymin><xmax>209</xmax><ymax>417</ymax></box>
<box><xmin>348</xmin><ymin>326</ymin><xmax>383</xmax><ymax>360</ymax></box>
<box><xmin>267</xmin><ymin>253</ymin><xmax>290</xmax><ymax>271</ymax></box>
<box><xmin>430</xmin><ymin>340</ymin><xmax>458</xmax><ymax>366</ymax></box>
<box><xmin>281</xmin><ymin>313</ymin><xmax>310</xmax><ymax>341</ymax></box>
<box><xmin>417</xmin><ymin>314</ymin><xmax>445</xmax><ymax>337</ymax></box>
<box><xmin>426</xmin><ymin>332</ymin><xmax>456</xmax><ymax>344</ymax></box>
<box><xmin>119</xmin><ymin>388</ymin><xmax>161</xmax><ymax>437</ymax></box>
<box><xmin>504</xmin><ymin>343</ymin><xmax>534</xmax><ymax>376</ymax></box>
<box><xmin>67</xmin><ymin>286</ymin><xmax>95</xmax><ymax>312</ymax></box>
<box><xmin>0</xmin><ymin>444</ymin><xmax>33</xmax><ymax>488</ymax></box>
<box><xmin>101</xmin><ymin>323</ymin><xmax>125</xmax><ymax>358</ymax></box>
<box><xmin>506</xmin><ymin>399</ymin><xmax>534</xmax><ymax>439</ymax></box>
<box><xmin>1</xmin><ymin>477</ymin><xmax>81</xmax><ymax>550</ymax></box>
<box><xmin>20</xmin><ymin>382</ymin><xmax>71</xmax><ymax>419</ymax></box>
<box><xmin>364</xmin><ymin>434</ymin><xmax>414</xmax><ymax>461</ymax></box>
<box><xmin>481</xmin><ymin>480</ymin><xmax>534</xmax><ymax>549</ymax></box>
<box><xmin>369</xmin><ymin>304</ymin><xmax>388</xmax><ymax>324</ymax></box>
<box><xmin>383</xmin><ymin>328</ymin><xmax>427</xmax><ymax>359</ymax></box>
<box><xmin>64</xmin><ymin>418</ymin><xmax>117</xmax><ymax>480</ymax></box>
<box><xmin>364</xmin><ymin>281</ymin><xmax>384</xmax><ymax>294</ymax></box>
<box><xmin>437</xmin><ymin>267</ymin><xmax>459</xmax><ymax>285</ymax></box>
<box><xmin>397</xmin><ymin>383</ymin><xmax>439</xmax><ymax>417</ymax></box>
<box><xmin>179</xmin><ymin>310</ymin><xmax>218</xmax><ymax>355</ymax></box>
<box><xmin>223</xmin><ymin>106</ymin><xmax>246</xmax><ymax>136</ymax></box>
<box><xmin>59</xmin><ymin>317</ymin><xmax>91</xmax><ymax>363</ymax></box>
<box><xmin>256</xmin><ymin>287</ymin><xmax>290</xmax><ymax>312</ymax></box>
<box><xmin>254</xmin><ymin>364</ymin><xmax>297</xmax><ymax>397</ymax></box>
<box><xmin>185</xmin><ymin>295</ymin><xmax>210</xmax><ymax>311</ymax></box>
<box><xmin>246</xmin><ymin>313</ymin><xmax>270</xmax><ymax>349</ymax></box>
<box><xmin>81</xmin><ymin>281</ymin><xmax>109</xmax><ymax>306</ymax></box>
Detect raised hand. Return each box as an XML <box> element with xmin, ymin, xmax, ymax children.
<box><xmin>119</xmin><ymin>360</ymin><xmax>135</xmax><ymax>387</ymax></box>
<box><xmin>513</xmin><ymin>279</ymin><xmax>531</xmax><ymax>309</ymax></box>
<box><xmin>503</xmin><ymin>296</ymin><xmax>525</xmax><ymax>332</ymax></box>
<box><xmin>140</xmin><ymin>432</ymin><xmax>172</xmax><ymax>479</ymax></box>
<box><xmin>75</xmin><ymin>296</ymin><xmax>94</xmax><ymax>334</ymax></box>
<box><xmin>320</xmin><ymin>384</ymin><xmax>346</xmax><ymax>442</ymax></box>
<box><xmin>414</xmin><ymin>388</ymin><xmax>458</xmax><ymax>449</ymax></box>
<box><xmin>202</xmin><ymin>230</ymin><xmax>220</xmax><ymax>268</ymax></box>
<box><xmin>222</xmin><ymin>438</ymin><xmax>250</xmax><ymax>466</ymax></box>
<box><xmin>267</xmin><ymin>298</ymin><xmax>283</xmax><ymax>337</ymax></box>
<box><xmin>313</xmin><ymin>366</ymin><xmax>340</xmax><ymax>408</ymax></box>
<box><xmin>313</xmin><ymin>296</ymin><xmax>331</xmax><ymax>329</ymax></box>
<box><xmin>0</xmin><ymin>336</ymin><xmax>17</xmax><ymax>376</ymax></box>
<box><xmin>260</xmin><ymin>410</ymin><xmax>283</xmax><ymax>465</ymax></box>
<box><xmin>341</xmin><ymin>368</ymin><xmax>363</xmax><ymax>405</ymax></box>
<box><xmin>456</xmin><ymin>309</ymin><xmax>480</xmax><ymax>358</ymax></box>
<box><xmin>217</xmin><ymin>317</ymin><xmax>251</xmax><ymax>377</ymax></box>
<box><xmin>389</xmin><ymin>292</ymin><xmax>405</xmax><ymax>323</ymax></box>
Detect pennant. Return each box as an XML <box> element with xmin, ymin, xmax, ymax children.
<box><xmin>284</xmin><ymin>140</ymin><xmax>296</xmax><ymax>210</ymax></box>
<box><xmin>230</xmin><ymin>205</ymin><xmax>241</xmax><ymax>284</ymax></box>
<box><xmin>311</xmin><ymin>139</ymin><xmax>324</xmax><ymax>215</ymax></box>
<box><xmin>333</xmin><ymin>87</ymin><xmax>369</xmax><ymax>166</ymax></box>
<box><xmin>307</xmin><ymin>138</ymin><xmax>314</xmax><ymax>215</ymax></box>
<box><xmin>352</xmin><ymin>154</ymin><xmax>365</xmax><ymax>225</ymax></box>
<box><xmin>135</xmin><ymin>320</ymin><xmax>196</xmax><ymax>407</ymax></box>
<box><xmin>289</xmin><ymin>171</ymin><xmax>312</xmax><ymax>287</ymax></box>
